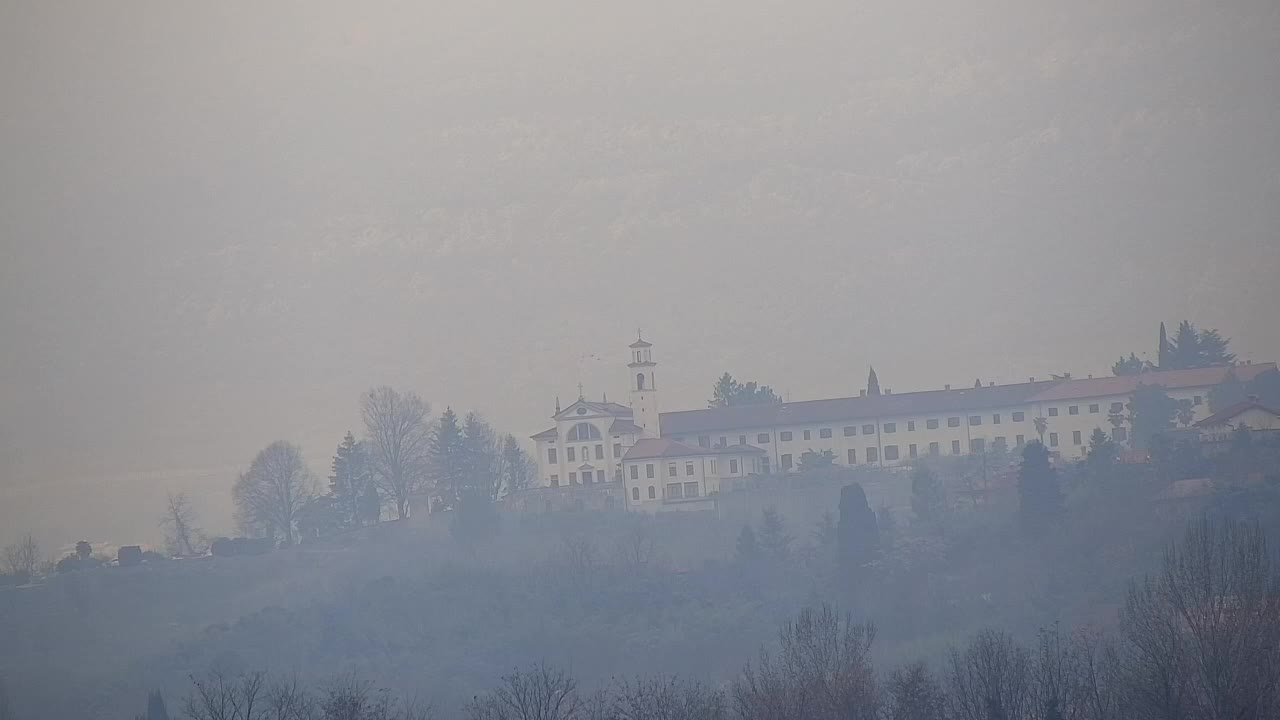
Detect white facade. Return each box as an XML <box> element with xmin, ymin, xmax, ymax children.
<box><xmin>628</xmin><ymin>338</ymin><xmax>660</xmax><ymax>437</ymax></box>
<box><xmin>658</xmin><ymin>364</ymin><xmax>1277</xmax><ymax>469</ymax></box>
<box><xmin>532</xmin><ymin>337</ymin><xmax>1278</xmax><ymax>502</ymax></box>
<box><xmin>531</xmin><ymin>399</ymin><xmax>642</xmax><ymax>488</ymax></box>
<box><xmin>530</xmin><ymin>336</ymin><xmax>662</xmax><ymax>488</ymax></box>
<box><xmin>621</xmin><ymin>440</ymin><xmax>766</xmax><ymax>512</ymax></box>
<box><xmin>1195</xmin><ymin>402</ymin><xmax>1280</xmax><ymax>443</ymax></box>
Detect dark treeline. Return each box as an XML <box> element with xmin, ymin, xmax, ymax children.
<box><xmin>133</xmin><ymin>515</ymin><xmax>1278</xmax><ymax>720</ymax></box>
<box><xmin>5</xmin><ymin>420</ymin><xmax>1280</xmax><ymax>718</ymax></box>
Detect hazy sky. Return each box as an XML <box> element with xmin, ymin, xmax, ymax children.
<box><xmin>2</xmin><ymin>0</ymin><xmax>1278</xmax><ymax>547</ymax></box>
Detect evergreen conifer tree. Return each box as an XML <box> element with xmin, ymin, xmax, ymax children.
<box><xmin>709</xmin><ymin>372</ymin><xmax>741</xmax><ymax>408</ymax></box>
<box><xmin>1127</xmin><ymin>383</ymin><xmax>1180</xmax><ymax>449</ymax></box>
<box><xmin>735</xmin><ymin>524</ymin><xmax>761</xmax><ymax>564</ymax></box>
<box><xmin>498</xmin><ymin>434</ymin><xmax>534</xmax><ymax>498</ymax></box>
<box><xmin>837</xmin><ymin>482</ymin><xmax>879</xmax><ymax>570</ymax></box>
<box><xmin>357</xmin><ymin>483</ymin><xmax>381</xmax><ymax>524</ymax></box>
<box><xmin>1208</xmin><ymin>368</ymin><xmax>1247</xmax><ymax>413</ymax></box>
<box><xmin>1086</xmin><ymin>428</ymin><xmax>1117</xmax><ymax>466</ymax></box>
<box><xmin>329</xmin><ymin>431</ymin><xmax>371</xmax><ymax>527</ymax></box>
<box><xmin>757</xmin><ymin>507</ymin><xmax>792</xmax><ymax>560</ymax></box>
<box><xmin>146</xmin><ymin>690</ymin><xmax>170</xmax><ymax>720</ymax></box>
<box><xmin>1164</xmin><ymin>320</ymin><xmax>1234</xmax><ymax>369</ymax></box>
<box><xmin>1196</xmin><ymin>328</ymin><xmax>1235</xmax><ymax>366</ymax></box>
<box><xmin>867</xmin><ymin>367</ymin><xmax>881</xmax><ymax>397</ymax></box>
<box><xmin>1017</xmin><ymin>441</ymin><xmax>1062</xmax><ymax>533</ymax></box>
<box><xmin>1112</xmin><ymin>352</ymin><xmax>1149</xmax><ymax>376</ymax></box>
<box><xmin>910</xmin><ymin>463</ymin><xmax>945</xmax><ymax>524</ymax></box>
<box><xmin>1158</xmin><ymin>321</ymin><xmax>1170</xmax><ymax>368</ymax></box>
<box><xmin>430</xmin><ymin>407</ymin><xmax>467</xmax><ymax>509</ymax></box>
<box><xmin>452</xmin><ymin>411</ymin><xmax>500</xmax><ymax>544</ymax></box>
<box><xmin>1245</xmin><ymin>368</ymin><xmax>1280</xmax><ymax>407</ymax></box>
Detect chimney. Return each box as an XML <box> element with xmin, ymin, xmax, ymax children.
<box><xmin>1087</xmin><ymin>374</ymin><xmax>1093</xmax><ymax>379</ymax></box>
<box><xmin>1029</xmin><ymin>377</ymin><xmax>1035</xmax><ymax>383</ymax></box>
<box><xmin>988</xmin><ymin>381</ymin><xmax>995</xmax><ymax>387</ymax></box>
<box><xmin>860</xmin><ymin>390</ymin><xmax>866</xmax><ymax>397</ymax></box>
<box><xmin>944</xmin><ymin>384</ymin><xmax>951</xmax><ymax>391</ymax></box>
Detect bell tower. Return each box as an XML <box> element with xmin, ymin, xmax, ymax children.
<box><xmin>628</xmin><ymin>333</ymin><xmax>660</xmax><ymax>437</ymax></box>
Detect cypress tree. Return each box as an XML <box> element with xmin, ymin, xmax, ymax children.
<box><xmin>1018</xmin><ymin>441</ymin><xmax>1062</xmax><ymax>533</ymax></box>
<box><xmin>1158</xmin><ymin>321</ymin><xmax>1170</xmax><ymax>369</ymax></box>
<box><xmin>837</xmin><ymin>482</ymin><xmax>879</xmax><ymax>569</ymax></box>
<box><xmin>867</xmin><ymin>367</ymin><xmax>881</xmax><ymax>397</ymax></box>
<box><xmin>146</xmin><ymin>690</ymin><xmax>170</xmax><ymax>720</ymax></box>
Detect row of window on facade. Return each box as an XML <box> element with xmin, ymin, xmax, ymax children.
<box><xmin>627</xmin><ymin>458</ymin><xmax>718</xmax><ymax>480</ymax></box>
<box><xmin>547</xmin><ymin>468</ymin><xmax>613</xmax><ymax>487</ymax></box>
<box><xmin>628</xmin><ymin>481</ymin><xmax>701</xmax><ymax>503</ymax></box>
<box><xmin>673</xmin><ymin>401</ymin><xmax>1157</xmax><ymax>449</ymax></box>
<box><xmin>547</xmin><ymin>442</ymin><xmax>623</xmax><ymax>465</ymax></box>
<box><xmin>770</xmin><ymin>424</ymin><xmax>1130</xmax><ymax>470</ymax></box>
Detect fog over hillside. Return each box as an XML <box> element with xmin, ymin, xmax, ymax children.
<box><xmin>2</xmin><ymin>0</ymin><xmax>1280</xmax><ymax>548</ymax></box>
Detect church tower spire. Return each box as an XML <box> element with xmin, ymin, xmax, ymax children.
<box><xmin>628</xmin><ymin>332</ymin><xmax>660</xmax><ymax>437</ymax></box>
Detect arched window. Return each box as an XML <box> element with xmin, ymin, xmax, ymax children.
<box><xmin>567</xmin><ymin>422</ymin><xmax>601</xmax><ymax>442</ymax></box>
<box><xmin>631</xmin><ymin>487</ymin><xmax>639</xmax><ymax>501</ymax></box>
<box><xmin>636</xmin><ymin>373</ymin><xmax>646</xmax><ymax>390</ymax></box>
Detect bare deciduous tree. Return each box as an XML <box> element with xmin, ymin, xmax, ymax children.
<box><xmin>263</xmin><ymin>675</ymin><xmax>315</xmax><ymax>720</ymax></box>
<box><xmin>885</xmin><ymin>662</ymin><xmax>945</xmax><ymax>720</ymax></box>
<box><xmin>609</xmin><ymin>676</ymin><xmax>727</xmax><ymax>720</ymax></box>
<box><xmin>232</xmin><ymin>441</ymin><xmax>317</xmax><ymax>546</ymax></box>
<box><xmin>159</xmin><ymin>491</ymin><xmax>205</xmax><ymax>556</ymax></box>
<box><xmin>559</xmin><ymin>534</ymin><xmax>600</xmax><ymax>596</ymax></box>
<box><xmin>181</xmin><ymin>672</ymin><xmax>430</xmax><ymax>720</ymax></box>
<box><xmin>361</xmin><ymin>387</ymin><xmax>431</xmax><ymax>520</ymax></box>
<box><xmin>946</xmin><ymin>629</ymin><xmax>1031</xmax><ymax>720</ymax></box>
<box><xmin>493</xmin><ymin>433</ymin><xmax>535</xmax><ymax>500</ymax></box>
<box><xmin>1031</xmin><ymin>623</ymin><xmax>1088</xmax><ymax>720</ymax></box>
<box><xmin>2</xmin><ymin>533</ymin><xmax>39</xmax><ymax>582</ymax></box>
<box><xmin>1074</xmin><ymin>630</ymin><xmax>1124</xmax><ymax>720</ymax></box>
<box><xmin>466</xmin><ymin>663</ymin><xmax>583</xmax><ymax>720</ymax></box>
<box><xmin>184</xmin><ymin>671</ymin><xmax>267</xmax><ymax>720</ymax></box>
<box><xmin>319</xmin><ymin>675</ymin><xmax>431</xmax><ymax>720</ymax></box>
<box><xmin>613</xmin><ymin>524</ymin><xmax>659</xmax><ymax>573</ymax></box>
<box><xmin>735</xmin><ymin>605</ymin><xmax>879</xmax><ymax>720</ymax></box>
<box><xmin>1117</xmin><ymin>517</ymin><xmax>1280</xmax><ymax>720</ymax></box>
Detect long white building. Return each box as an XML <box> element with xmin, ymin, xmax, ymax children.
<box><xmin>530</xmin><ymin>336</ymin><xmax>1276</xmax><ymax>512</ymax></box>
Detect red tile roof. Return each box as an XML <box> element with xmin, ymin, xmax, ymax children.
<box><xmin>713</xmin><ymin>443</ymin><xmax>767</xmax><ymax>455</ymax></box>
<box><xmin>1194</xmin><ymin>400</ymin><xmax>1280</xmax><ymax>428</ymax></box>
<box><xmin>659</xmin><ymin>381</ymin><xmax>1056</xmax><ymax>436</ymax></box>
<box><xmin>622</xmin><ymin>438</ymin><xmax>710</xmax><ymax>460</ymax></box>
<box><xmin>609</xmin><ymin>419</ymin><xmax>645</xmax><ymax>435</ymax></box>
<box><xmin>1027</xmin><ymin>364</ymin><xmax>1275</xmax><ymax>403</ymax></box>
<box><xmin>657</xmin><ymin>364</ymin><xmax>1275</xmax><ymax>436</ymax></box>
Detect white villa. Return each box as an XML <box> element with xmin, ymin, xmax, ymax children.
<box><xmin>531</xmin><ymin>336</ymin><xmax>1276</xmax><ymax>512</ymax></box>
